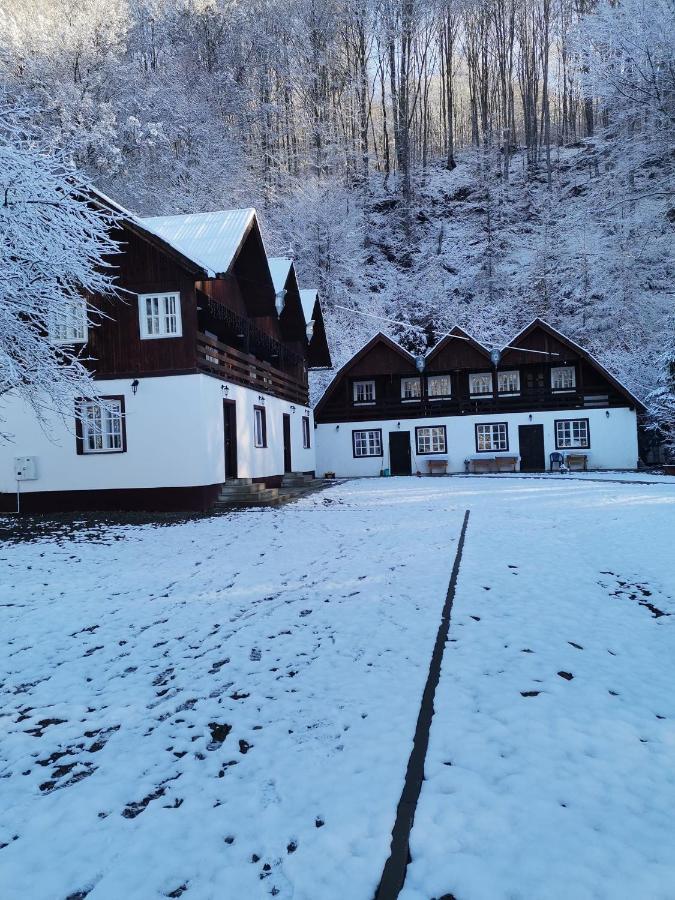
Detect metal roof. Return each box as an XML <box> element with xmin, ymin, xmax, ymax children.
<box><xmin>139</xmin><ymin>209</ymin><xmax>257</xmax><ymax>278</ymax></box>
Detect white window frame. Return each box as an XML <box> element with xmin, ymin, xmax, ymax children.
<box><xmin>302</xmin><ymin>415</ymin><xmax>311</xmax><ymax>449</ymax></box>
<box><xmin>476</xmin><ymin>422</ymin><xmax>508</xmax><ymax>452</ymax></box>
<box><xmin>555</xmin><ymin>419</ymin><xmax>589</xmax><ymax>449</ymax></box>
<box><xmin>416</xmin><ymin>425</ymin><xmax>447</xmax><ymax>455</ymax></box>
<box><xmin>551</xmin><ymin>365</ymin><xmax>576</xmax><ymax>392</ymax></box>
<box><xmin>352</xmin><ymin>429</ymin><xmax>383</xmax><ymax>457</ymax></box>
<box><xmin>401</xmin><ymin>377</ymin><xmax>422</xmax><ymax>402</ymax></box>
<box><xmin>497</xmin><ymin>369</ymin><xmax>520</xmax><ymax>395</ymax></box>
<box><xmin>79</xmin><ymin>399</ymin><xmax>124</xmax><ymax>453</ymax></box>
<box><xmin>253</xmin><ymin>406</ymin><xmax>266</xmax><ymax>448</ymax></box>
<box><xmin>138</xmin><ymin>292</ymin><xmax>182</xmax><ymax>339</ymax></box>
<box><xmin>427</xmin><ymin>374</ymin><xmax>452</xmax><ymax>399</ymax></box>
<box><xmin>353</xmin><ymin>380</ymin><xmax>376</xmax><ymax>405</ymax></box>
<box><xmin>469</xmin><ymin>372</ymin><xmax>494</xmax><ymax>398</ymax></box>
<box><xmin>49</xmin><ymin>295</ymin><xmax>88</xmax><ymax>345</ymax></box>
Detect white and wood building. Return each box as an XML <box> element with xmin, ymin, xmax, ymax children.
<box><xmin>0</xmin><ymin>195</ymin><xmax>330</xmax><ymax>512</ymax></box>
<box><xmin>314</xmin><ymin>321</ymin><xmax>643</xmax><ymax>477</ymax></box>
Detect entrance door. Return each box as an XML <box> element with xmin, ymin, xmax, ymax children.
<box><xmin>518</xmin><ymin>424</ymin><xmax>545</xmax><ymax>471</ymax></box>
<box><xmin>223</xmin><ymin>400</ymin><xmax>238</xmax><ymax>479</ymax></box>
<box><xmin>283</xmin><ymin>414</ymin><xmax>292</xmax><ymax>473</ymax></box>
<box><xmin>389</xmin><ymin>431</ymin><xmax>412</xmax><ymax>475</ymax></box>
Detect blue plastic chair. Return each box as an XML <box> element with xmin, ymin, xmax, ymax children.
<box><xmin>550</xmin><ymin>451</ymin><xmax>565</xmax><ymax>471</ymax></box>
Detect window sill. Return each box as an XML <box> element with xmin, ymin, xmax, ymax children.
<box><xmin>470</xmin><ymin>395</ymin><xmax>493</xmax><ymax>400</ymax></box>
<box><xmin>401</xmin><ymin>398</ymin><xmax>421</xmax><ymax>403</ymax></box>
<box><xmin>140</xmin><ymin>333</ymin><xmax>183</xmax><ymax>340</ymax></box>
<box><xmin>428</xmin><ymin>396</ymin><xmax>451</xmax><ymax>401</ymax></box>
<box><xmin>353</xmin><ymin>401</ymin><xmax>376</xmax><ymax>406</ymax></box>
<box><xmin>552</xmin><ymin>389</ymin><xmax>576</xmax><ymax>394</ymax></box>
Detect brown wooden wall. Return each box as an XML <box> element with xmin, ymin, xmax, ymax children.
<box><xmin>88</xmin><ymin>226</ymin><xmax>199</xmax><ymax>378</ymax></box>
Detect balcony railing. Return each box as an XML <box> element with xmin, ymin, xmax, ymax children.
<box><xmin>322</xmin><ymin>389</ymin><xmax>623</xmax><ymax>422</ymax></box>
<box><xmin>197</xmin><ymin>332</ymin><xmax>308</xmax><ymax>405</ymax></box>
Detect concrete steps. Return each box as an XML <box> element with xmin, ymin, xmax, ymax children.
<box><xmin>213</xmin><ymin>473</ymin><xmax>328</xmax><ymax>510</ymax></box>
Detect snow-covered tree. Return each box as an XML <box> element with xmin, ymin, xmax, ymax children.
<box><xmin>0</xmin><ymin>104</ymin><xmax>120</xmax><ymax>438</ymax></box>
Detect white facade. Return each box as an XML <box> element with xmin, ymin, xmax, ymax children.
<box><xmin>0</xmin><ymin>374</ymin><xmax>315</xmax><ymax>499</ymax></box>
<box><xmin>315</xmin><ymin>407</ymin><xmax>639</xmax><ymax>477</ymax></box>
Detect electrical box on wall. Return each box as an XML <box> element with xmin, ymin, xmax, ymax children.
<box><xmin>14</xmin><ymin>457</ymin><xmax>38</xmax><ymax>481</ymax></box>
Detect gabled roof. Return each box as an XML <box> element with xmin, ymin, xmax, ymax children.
<box><xmin>268</xmin><ymin>257</ymin><xmax>294</xmax><ymax>294</ymax></box>
<box><xmin>426</xmin><ymin>325</ymin><xmax>492</xmax><ymax>361</ymax></box>
<box><xmin>300</xmin><ymin>288</ymin><xmax>319</xmax><ymax>323</ymax></box>
<box><xmin>314</xmin><ymin>332</ymin><xmax>414</xmax><ymax>415</ymax></box>
<box><xmin>139</xmin><ymin>209</ymin><xmax>258</xmax><ymax>278</ymax></box>
<box><xmin>505</xmin><ymin>318</ymin><xmax>645</xmax><ymax>411</ymax></box>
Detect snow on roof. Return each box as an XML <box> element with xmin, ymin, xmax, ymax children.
<box><xmin>268</xmin><ymin>257</ymin><xmax>294</xmax><ymax>294</ymax></box>
<box><xmin>300</xmin><ymin>288</ymin><xmax>319</xmax><ymax>322</ymax></box>
<box><xmin>139</xmin><ymin>209</ymin><xmax>257</xmax><ymax>278</ymax></box>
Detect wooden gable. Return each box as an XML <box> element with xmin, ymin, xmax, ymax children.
<box><xmin>426</xmin><ymin>326</ymin><xmax>492</xmax><ymax>371</ymax></box>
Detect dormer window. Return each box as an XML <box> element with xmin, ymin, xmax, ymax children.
<box><xmin>138</xmin><ymin>292</ymin><xmax>182</xmax><ymax>339</ymax></box>
<box><xmin>427</xmin><ymin>375</ymin><xmax>452</xmax><ymax>398</ymax></box>
<box><xmin>551</xmin><ymin>366</ymin><xmax>576</xmax><ymax>391</ymax></box>
<box><xmin>401</xmin><ymin>377</ymin><xmax>421</xmax><ymax>401</ymax></box>
<box><xmin>353</xmin><ymin>380</ymin><xmax>376</xmax><ymax>404</ymax></box>
<box><xmin>469</xmin><ymin>372</ymin><xmax>493</xmax><ymax>398</ymax></box>
<box><xmin>498</xmin><ymin>370</ymin><xmax>520</xmax><ymax>395</ymax></box>
<box><xmin>49</xmin><ymin>296</ymin><xmax>88</xmax><ymax>345</ymax></box>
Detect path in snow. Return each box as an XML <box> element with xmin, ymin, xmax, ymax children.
<box><xmin>1</xmin><ymin>476</ymin><xmax>674</xmax><ymax>900</ymax></box>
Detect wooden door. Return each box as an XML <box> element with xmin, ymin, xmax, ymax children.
<box><xmin>283</xmin><ymin>414</ymin><xmax>292</xmax><ymax>473</ymax></box>
<box><xmin>389</xmin><ymin>432</ymin><xmax>412</xmax><ymax>475</ymax></box>
<box><xmin>518</xmin><ymin>424</ymin><xmax>545</xmax><ymax>471</ymax></box>
<box><xmin>223</xmin><ymin>400</ymin><xmax>237</xmax><ymax>479</ymax></box>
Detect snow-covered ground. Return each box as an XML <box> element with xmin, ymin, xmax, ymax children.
<box><xmin>1</xmin><ymin>475</ymin><xmax>674</xmax><ymax>900</ymax></box>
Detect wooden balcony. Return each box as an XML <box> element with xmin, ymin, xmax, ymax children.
<box><xmin>197</xmin><ymin>332</ymin><xmax>308</xmax><ymax>405</ymax></box>
<box><xmin>320</xmin><ymin>388</ymin><xmax>628</xmax><ymax>423</ymax></box>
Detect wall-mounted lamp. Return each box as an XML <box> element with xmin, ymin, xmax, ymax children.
<box><xmin>490</xmin><ymin>349</ymin><xmax>502</xmax><ymax>368</ymax></box>
<box><xmin>415</xmin><ymin>354</ymin><xmax>426</xmax><ymax>373</ymax></box>
<box><xmin>335</xmin><ymin>424</ymin><xmax>340</xmax><ymax>431</ymax></box>
<box><xmin>306</xmin><ymin>320</ymin><xmax>315</xmax><ymax>341</ymax></box>
<box><xmin>397</xmin><ymin>421</ymin><xmax>401</xmax><ymax>429</ymax></box>
<box><xmin>275</xmin><ymin>289</ymin><xmax>286</xmax><ymax>317</ymax></box>
<box><xmin>290</xmin><ymin>405</ymin><xmax>296</xmax><ymax>413</ymax></box>
<box><xmin>131</xmin><ymin>379</ymin><xmax>140</xmax><ymax>396</ymax></box>
<box><xmin>258</xmin><ymin>394</ymin><xmax>265</xmax><ymax>405</ymax></box>
<box><xmin>305</xmin><ymin>409</ymin><xmax>310</xmax><ymax>416</ymax></box>
<box><xmin>528</xmin><ymin>413</ymin><xmax>533</xmax><ymax>421</ymax></box>
<box><xmin>606</xmin><ymin>410</ymin><xmax>610</xmax><ymax>418</ymax></box>
<box><xmin>221</xmin><ymin>384</ymin><xmax>230</xmax><ymax>397</ymax></box>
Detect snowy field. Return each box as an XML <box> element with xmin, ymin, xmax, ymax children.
<box><xmin>1</xmin><ymin>475</ymin><xmax>674</xmax><ymax>900</ymax></box>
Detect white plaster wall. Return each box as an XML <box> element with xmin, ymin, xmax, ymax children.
<box><xmin>315</xmin><ymin>407</ymin><xmax>638</xmax><ymax>478</ymax></box>
<box><xmin>0</xmin><ymin>374</ymin><xmax>315</xmax><ymax>495</ymax></box>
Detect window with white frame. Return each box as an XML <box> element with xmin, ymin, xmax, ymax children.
<box><xmin>427</xmin><ymin>374</ymin><xmax>452</xmax><ymax>398</ymax></box>
<box><xmin>138</xmin><ymin>292</ymin><xmax>182</xmax><ymax>339</ymax></box>
<box><xmin>555</xmin><ymin>419</ymin><xmax>589</xmax><ymax>449</ymax></box>
<box><xmin>469</xmin><ymin>372</ymin><xmax>493</xmax><ymax>397</ymax></box>
<box><xmin>302</xmin><ymin>415</ymin><xmax>311</xmax><ymax>449</ymax></box>
<box><xmin>352</xmin><ymin>429</ymin><xmax>383</xmax><ymax>457</ymax></box>
<box><xmin>498</xmin><ymin>370</ymin><xmax>520</xmax><ymax>394</ymax></box>
<box><xmin>476</xmin><ymin>422</ymin><xmax>508</xmax><ymax>452</ymax></box>
<box><xmin>353</xmin><ymin>380</ymin><xmax>376</xmax><ymax>404</ymax></box>
<box><xmin>416</xmin><ymin>426</ymin><xmax>447</xmax><ymax>454</ymax></box>
<box><xmin>49</xmin><ymin>296</ymin><xmax>88</xmax><ymax>344</ymax></box>
<box><xmin>78</xmin><ymin>398</ymin><xmax>125</xmax><ymax>453</ymax></box>
<box><xmin>551</xmin><ymin>365</ymin><xmax>576</xmax><ymax>391</ymax></box>
<box><xmin>253</xmin><ymin>406</ymin><xmax>267</xmax><ymax>447</ymax></box>
<box><xmin>401</xmin><ymin>377</ymin><xmax>421</xmax><ymax>401</ymax></box>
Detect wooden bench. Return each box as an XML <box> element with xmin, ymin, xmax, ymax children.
<box><xmin>564</xmin><ymin>453</ymin><xmax>589</xmax><ymax>471</ymax></box>
<box><xmin>427</xmin><ymin>459</ymin><xmax>448</xmax><ymax>476</ymax></box>
<box><xmin>465</xmin><ymin>455</ymin><xmax>519</xmax><ymax>474</ymax></box>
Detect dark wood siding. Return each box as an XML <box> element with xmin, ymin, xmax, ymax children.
<box><xmin>88</xmin><ymin>226</ymin><xmax>198</xmax><ymax>378</ymax></box>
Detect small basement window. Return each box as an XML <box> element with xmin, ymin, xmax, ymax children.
<box><xmin>353</xmin><ymin>380</ymin><xmax>376</xmax><ymax>404</ymax></box>
<box><xmin>77</xmin><ymin>397</ymin><xmax>125</xmax><ymax>454</ymax></box>
<box><xmin>254</xmin><ymin>406</ymin><xmax>267</xmax><ymax>448</ymax></box>
<box><xmin>138</xmin><ymin>292</ymin><xmax>182</xmax><ymax>339</ymax></box>
<box><xmin>551</xmin><ymin>365</ymin><xmax>576</xmax><ymax>391</ymax></box>
<box><xmin>476</xmin><ymin>422</ymin><xmax>508</xmax><ymax>452</ymax></box>
<box><xmin>469</xmin><ymin>372</ymin><xmax>493</xmax><ymax>398</ymax></box>
<box><xmin>416</xmin><ymin>426</ymin><xmax>447</xmax><ymax>455</ymax></box>
<box><xmin>352</xmin><ymin>429</ymin><xmax>383</xmax><ymax>457</ymax></box>
<box><xmin>401</xmin><ymin>377</ymin><xmax>421</xmax><ymax>401</ymax></box>
<box><xmin>555</xmin><ymin>418</ymin><xmax>589</xmax><ymax>449</ymax></box>
<box><xmin>427</xmin><ymin>374</ymin><xmax>452</xmax><ymax>399</ymax></box>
